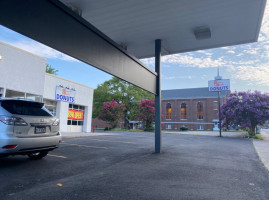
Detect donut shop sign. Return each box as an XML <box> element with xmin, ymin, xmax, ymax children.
<box><xmin>55</xmin><ymin>86</ymin><xmax>76</xmax><ymax>103</ymax></box>
<box><xmin>208</xmin><ymin>79</ymin><xmax>230</xmax><ymax>92</ymax></box>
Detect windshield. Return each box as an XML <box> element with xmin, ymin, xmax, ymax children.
<box><xmin>1</xmin><ymin>100</ymin><xmax>52</xmax><ymax>116</ymax></box>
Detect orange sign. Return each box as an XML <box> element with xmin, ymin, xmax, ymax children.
<box><xmin>68</xmin><ymin>109</ymin><xmax>84</xmax><ymax>120</ymax></box>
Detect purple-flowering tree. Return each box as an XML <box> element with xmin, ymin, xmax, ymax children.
<box><xmin>98</xmin><ymin>100</ymin><xmax>125</xmax><ymax>128</ymax></box>
<box><xmin>137</xmin><ymin>99</ymin><xmax>155</xmax><ymax>129</ymax></box>
<box><xmin>220</xmin><ymin>91</ymin><xmax>269</xmax><ymax>136</ymax></box>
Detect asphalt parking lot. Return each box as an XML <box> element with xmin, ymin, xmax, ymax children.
<box><xmin>1</xmin><ymin>132</ymin><xmax>269</xmax><ymax>200</ymax></box>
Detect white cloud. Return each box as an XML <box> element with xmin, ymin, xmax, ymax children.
<box><xmin>8</xmin><ymin>40</ymin><xmax>78</xmax><ymax>62</ymax></box>
<box><xmin>233</xmin><ymin>65</ymin><xmax>269</xmax><ymax>86</ymax></box>
<box><xmin>162</xmin><ymin>75</ymin><xmax>176</xmax><ymax>80</ymax></box>
<box><xmin>227</xmin><ymin>50</ymin><xmax>235</xmax><ymax>54</ymax></box>
<box><xmin>236</xmin><ymin>53</ymin><xmax>243</xmax><ymax>57</ymax></box>
<box><xmin>161</xmin><ymin>54</ymin><xmax>225</xmax><ymax>68</ymax></box>
<box><xmin>162</xmin><ymin>75</ymin><xmax>194</xmax><ymax>80</ymax></box>
<box><xmin>140</xmin><ymin>57</ymin><xmax>154</xmax><ymax>65</ymax></box>
<box><xmin>243</xmin><ymin>48</ymin><xmax>258</xmax><ymax>55</ymax></box>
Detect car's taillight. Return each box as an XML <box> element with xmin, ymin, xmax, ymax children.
<box><xmin>52</xmin><ymin>119</ymin><xmax>60</xmax><ymax>126</ymax></box>
<box><xmin>2</xmin><ymin>144</ymin><xmax>17</xmax><ymax>149</ymax></box>
<box><xmin>0</xmin><ymin>116</ymin><xmax>28</xmax><ymax>126</ymax></box>
<box><xmin>14</xmin><ymin>117</ymin><xmax>28</xmax><ymax>126</ymax></box>
<box><xmin>0</xmin><ymin>116</ymin><xmax>14</xmax><ymax>125</ymax></box>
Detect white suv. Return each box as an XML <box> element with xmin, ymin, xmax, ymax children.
<box><xmin>0</xmin><ymin>99</ymin><xmax>61</xmax><ymax>159</ymax></box>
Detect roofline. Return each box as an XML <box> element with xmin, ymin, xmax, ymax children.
<box><xmin>0</xmin><ymin>40</ymin><xmax>46</xmax><ymax>61</ymax></box>
<box><xmin>162</xmin><ymin>96</ymin><xmax>226</xmax><ymax>101</ymax></box>
<box><xmin>161</xmin><ymin>87</ymin><xmax>229</xmax><ymax>91</ymax></box>
<box><xmin>45</xmin><ymin>73</ymin><xmax>94</xmax><ymax>90</ymax></box>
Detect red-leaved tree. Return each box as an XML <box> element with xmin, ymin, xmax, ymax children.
<box><xmin>221</xmin><ymin>91</ymin><xmax>269</xmax><ymax>136</ymax></box>
<box><xmin>98</xmin><ymin>100</ymin><xmax>125</xmax><ymax>128</ymax></box>
<box><xmin>137</xmin><ymin>99</ymin><xmax>155</xmax><ymax>129</ymax></box>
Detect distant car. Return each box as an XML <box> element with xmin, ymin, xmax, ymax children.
<box><xmin>0</xmin><ymin>99</ymin><xmax>61</xmax><ymax>159</ymax></box>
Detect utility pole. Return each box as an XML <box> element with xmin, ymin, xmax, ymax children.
<box><xmin>215</xmin><ymin>67</ymin><xmax>222</xmax><ymax>137</ymax></box>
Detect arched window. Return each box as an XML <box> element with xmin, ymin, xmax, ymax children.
<box><xmin>180</xmin><ymin>103</ymin><xmax>187</xmax><ymax>119</ymax></box>
<box><xmin>166</xmin><ymin>103</ymin><xmax>172</xmax><ymax>119</ymax></box>
<box><xmin>197</xmin><ymin>102</ymin><xmax>203</xmax><ymax>119</ymax></box>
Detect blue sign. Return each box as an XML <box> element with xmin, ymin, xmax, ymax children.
<box><xmin>55</xmin><ymin>86</ymin><xmax>76</xmax><ymax>103</ymax></box>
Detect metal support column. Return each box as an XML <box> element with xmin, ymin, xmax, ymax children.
<box><xmin>155</xmin><ymin>39</ymin><xmax>161</xmax><ymax>153</ymax></box>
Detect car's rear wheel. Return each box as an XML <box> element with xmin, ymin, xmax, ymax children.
<box><xmin>27</xmin><ymin>151</ymin><xmax>48</xmax><ymax>160</ymax></box>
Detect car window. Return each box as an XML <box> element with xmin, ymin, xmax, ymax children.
<box><xmin>1</xmin><ymin>100</ymin><xmax>52</xmax><ymax>116</ymax></box>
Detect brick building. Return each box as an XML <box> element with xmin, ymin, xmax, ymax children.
<box><xmin>161</xmin><ymin>88</ymin><xmax>228</xmax><ymax>131</ymax></box>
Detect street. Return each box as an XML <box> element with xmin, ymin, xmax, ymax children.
<box><xmin>1</xmin><ymin>132</ymin><xmax>269</xmax><ymax>200</ymax></box>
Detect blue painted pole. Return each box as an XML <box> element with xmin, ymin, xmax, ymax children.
<box><xmin>155</xmin><ymin>39</ymin><xmax>161</xmax><ymax>153</ymax></box>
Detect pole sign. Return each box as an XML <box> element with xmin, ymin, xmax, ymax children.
<box><xmin>208</xmin><ymin>79</ymin><xmax>230</xmax><ymax>92</ymax></box>
<box><xmin>55</xmin><ymin>86</ymin><xmax>76</xmax><ymax>103</ymax></box>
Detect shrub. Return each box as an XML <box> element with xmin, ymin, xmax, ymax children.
<box><xmin>180</xmin><ymin>127</ymin><xmax>188</xmax><ymax>131</ymax></box>
<box><xmin>104</xmin><ymin>127</ymin><xmax>110</xmax><ymax>131</ymax></box>
<box><xmin>144</xmin><ymin>127</ymin><xmax>155</xmax><ymax>132</ymax></box>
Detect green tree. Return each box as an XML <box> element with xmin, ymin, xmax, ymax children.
<box><xmin>46</xmin><ymin>64</ymin><xmax>58</xmax><ymax>75</ymax></box>
<box><xmin>93</xmin><ymin>77</ymin><xmax>154</xmax><ymax>128</ymax></box>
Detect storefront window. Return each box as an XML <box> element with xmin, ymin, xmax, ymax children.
<box><xmin>5</xmin><ymin>89</ymin><xmax>25</xmax><ymax>99</ymax></box>
<box><xmin>68</xmin><ymin>104</ymin><xmax>85</xmax><ymax>126</ymax></box>
<box><xmin>5</xmin><ymin>89</ymin><xmax>42</xmax><ymax>102</ymax></box>
<box><xmin>0</xmin><ymin>88</ymin><xmax>4</xmax><ymax>98</ymax></box>
<box><xmin>43</xmin><ymin>99</ymin><xmax>57</xmax><ymax>116</ymax></box>
<box><xmin>26</xmin><ymin>93</ymin><xmax>42</xmax><ymax>102</ymax></box>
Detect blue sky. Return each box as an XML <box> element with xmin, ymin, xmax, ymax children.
<box><xmin>0</xmin><ymin>3</ymin><xmax>269</xmax><ymax>93</ymax></box>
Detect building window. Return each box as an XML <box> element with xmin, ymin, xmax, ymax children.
<box><xmin>68</xmin><ymin>104</ymin><xmax>85</xmax><ymax>126</ymax></box>
<box><xmin>166</xmin><ymin>124</ymin><xmax>172</xmax><ymax>129</ymax></box>
<box><xmin>197</xmin><ymin>102</ymin><xmax>203</xmax><ymax>119</ymax></box>
<box><xmin>44</xmin><ymin>99</ymin><xmax>57</xmax><ymax>116</ymax></box>
<box><xmin>26</xmin><ymin>93</ymin><xmax>42</xmax><ymax>102</ymax></box>
<box><xmin>5</xmin><ymin>89</ymin><xmax>25</xmax><ymax>99</ymax></box>
<box><xmin>180</xmin><ymin>103</ymin><xmax>187</xmax><ymax>119</ymax></box>
<box><xmin>5</xmin><ymin>89</ymin><xmax>42</xmax><ymax>102</ymax></box>
<box><xmin>197</xmin><ymin>125</ymin><xmax>204</xmax><ymax>130</ymax></box>
<box><xmin>0</xmin><ymin>88</ymin><xmax>4</xmax><ymax>98</ymax></box>
<box><xmin>166</xmin><ymin>103</ymin><xmax>172</xmax><ymax>119</ymax></box>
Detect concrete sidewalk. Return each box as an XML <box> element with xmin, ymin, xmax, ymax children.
<box><xmin>253</xmin><ymin>129</ymin><xmax>269</xmax><ymax>172</ymax></box>
<box><xmin>61</xmin><ymin>131</ymin><xmax>120</xmax><ymax>138</ymax></box>
<box><xmin>164</xmin><ymin>130</ymin><xmax>247</xmax><ymax>138</ymax></box>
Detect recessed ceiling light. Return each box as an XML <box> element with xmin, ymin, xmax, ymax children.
<box><xmin>194</xmin><ymin>26</ymin><xmax>211</xmax><ymax>40</ymax></box>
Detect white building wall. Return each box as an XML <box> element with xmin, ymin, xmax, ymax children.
<box><xmin>56</xmin><ymin>101</ymin><xmax>69</xmax><ymax>132</ymax></box>
<box><xmin>0</xmin><ymin>41</ymin><xmax>94</xmax><ymax>133</ymax></box>
<box><xmin>83</xmin><ymin>106</ymin><xmax>92</xmax><ymax>132</ymax></box>
<box><xmin>44</xmin><ymin>73</ymin><xmax>94</xmax><ymax>132</ymax></box>
<box><xmin>0</xmin><ymin>41</ymin><xmax>45</xmax><ymax>96</ymax></box>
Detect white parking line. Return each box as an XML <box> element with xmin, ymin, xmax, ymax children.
<box><xmin>89</xmin><ymin>138</ymin><xmax>136</xmax><ymax>144</ymax></box>
<box><xmin>62</xmin><ymin>143</ymin><xmax>108</xmax><ymax>149</ymax></box>
<box><xmin>47</xmin><ymin>154</ymin><xmax>67</xmax><ymax>159</ymax></box>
